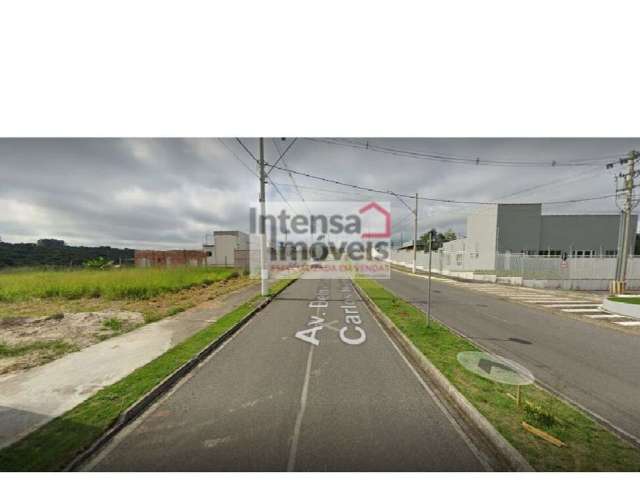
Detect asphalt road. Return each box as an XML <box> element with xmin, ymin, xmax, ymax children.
<box><xmin>88</xmin><ymin>278</ymin><xmax>486</xmax><ymax>471</ymax></box>
<box><xmin>379</xmin><ymin>268</ymin><xmax>640</xmax><ymax>443</ymax></box>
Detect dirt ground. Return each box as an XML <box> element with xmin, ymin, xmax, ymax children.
<box><xmin>0</xmin><ymin>275</ymin><xmax>257</xmax><ymax>375</ymax></box>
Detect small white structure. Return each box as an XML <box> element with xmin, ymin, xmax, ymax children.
<box><xmin>203</xmin><ymin>230</ymin><xmax>249</xmax><ymax>267</ymax></box>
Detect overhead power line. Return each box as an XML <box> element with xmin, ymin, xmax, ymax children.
<box><xmin>268</xmin><ymin>180</ymin><xmax>298</xmax><ymax>211</ymax></box>
<box><xmin>267</xmin><ymin>138</ymin><xmax>298</xmax><ymax>175</ymax></box>
<box><xmin>235</xmin><ymin>138</ymin><xmax>257</xmax><ymax>162</ymax></box>
<box><xmin>218</xmin><ymin>139</ymin><xmax>258</xmax><ymax>178</ymax></box>
<box><xmin>307</xmin><ymin>138</ymin><xmax>628</xmax><ymax>168</ymax></box>
<box><xmin>230</xmin><ymin>138</ymin><xmax>304</xmax><ymax>216</ymax></box>
<box><xmin>265</xmin><ymin>162</ymin><xmax>619</xmax><ymax>206</ymax></box>
<box><xmin>496</xmin><ymin>165</ymin><xmax>606</xmax><ymax>201</ymax></box>
<box><xmin>271</xmin><ymin>139</ymin><xmax>311</xmax><ymax>216</ymax></box>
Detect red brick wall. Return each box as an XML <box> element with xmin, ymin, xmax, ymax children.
<box><xmin>134</xmin><ymin>250</ymin><xmax>206</xmax><ymax>267</ymax></box>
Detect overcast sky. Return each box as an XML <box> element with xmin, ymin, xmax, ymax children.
<box><xmin>1</xmin><ymin>138</ymin><xmax>638</xmax><ymax>249</ymax></box>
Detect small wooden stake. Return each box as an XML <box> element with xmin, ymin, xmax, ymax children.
<box><xmin>516</xmin><ymin>385</ymin><xmax>522</xmax><ymax>407</ymax></box>
<box><xmin>522</xmin><ymin>421</ymin><xmax>566</xmax><ymax>447</ymax></box>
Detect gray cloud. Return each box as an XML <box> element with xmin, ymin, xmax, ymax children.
<box><xmin>0</xmin><ymin>138</ymin><xmax>638</xmax><ymax>249</ymax></box>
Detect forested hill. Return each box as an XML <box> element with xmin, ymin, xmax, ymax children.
<box><xmin>0</xmin><ymin>241</ymin><xmax>135</xmax><ymax>268</ymax></box>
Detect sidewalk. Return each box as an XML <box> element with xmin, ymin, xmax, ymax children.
<box><xmin>0</xmin><ymin>282</ymin><xmax>260</xmax><ymax>450</ymax></box>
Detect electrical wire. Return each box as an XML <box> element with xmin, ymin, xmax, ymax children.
<box><xmin>235</xmin><ymin>138</ymin><xmax>257</xmax><ymax>162</ymax></box>
<box><xmin>265</xmin><ymin>162</ymin><xmax>618</xmax><ymax>206</ymax></box>
<box><xmin>230</xmin><ymin>138</ymin><xmax>304</xmax><ymax>216</ymax></box>
<box><xmin>307</xmin><ymin>138</ymin><xmax>628</xmax><ymax>168</ymax></box>
<box><xmin>218</xmin><ymin>139</ymin><xmax>258</xmax><ymax>178</ymax></box>
<box><xmin>267</xmin><ymin>138</ymin><xmax>298</xmax><ymax>175</ymax></box>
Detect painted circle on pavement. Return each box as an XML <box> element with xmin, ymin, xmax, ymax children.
<box><xmin>457</xmin><ymin>351</ymin><xmax>535</xmax><ymax>386</ymax></box>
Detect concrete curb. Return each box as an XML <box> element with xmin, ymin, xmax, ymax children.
<box><xmin>380</xmin><ymin>275</ymin><xmax>640</xmax><ymax>450</ymax></box>
<box><xmin>65</xmin><ymin>278</ymin><xmax>297</xmax><ymax>471</ymax></box>
<box><xmin>352</xmin><ymin>281</ymin><xmax>534</xmax><ymax>472</ymax></box>
<box><xmin>603</xmin><ymin>298</ymin><xmax>640</xmax><ymax>319</ymax></box>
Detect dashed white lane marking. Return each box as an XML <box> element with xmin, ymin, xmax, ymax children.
<box><xmin>542</xmin><ymin>304</ymin><xmax>599</xmax><ymax>308</ymax></box>
<box><xmin>536</xmin><ymin>298</ymin><xmax>593</xmax><ymax>305</ymax></box>
<box><xmin>544</xmin><ymin>304</ymin><xmax>602</xmax><ymax>308</ymax></box>
<box><xmin>587</xmin><ymin>314</ymin><xmax>625</xmax><ymax>319</ymax></box>
<box><xmin>510</xmin><ymin>297</ymin><xmax>558</xmax><ymax>301</ymax></box>
<box><xmin>507</xmin><ymin>293</ymin><xmax>556</xmax><ymax>296</ymax></box>
<box><xmin>523</xmin><ymin>299</ymin><xmax>575</xmax><ymax>303</ymax></box>
<box><xmin>561</xmin><ymin>308</ymin><xmax>603</xmax><ymax>313</ymax></box>
<box><xmin>511</xmin><ymin>297</ymin><xmax>559</xmax><ymax>301</ymax></box>
<box><xmin>614</xmin><ymin>321</ymin><xmax>640</xmax><ymax>326</ymax></box>
<box><xmin>509</xmin><ymin>295</ymin><xmax>557</xmax><ymax>300</ymax></box>
<box><xmin>287</xmin><ymin>345</ymin><xmax>315</xmax><ymax>472</ymax></box>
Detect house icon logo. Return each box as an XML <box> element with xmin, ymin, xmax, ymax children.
<box><xmin>358</xmin><ymin>201</ymin><xmax>391</xmax><ymax>239</ymax></box>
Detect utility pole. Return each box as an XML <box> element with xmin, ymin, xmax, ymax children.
<box><xmin>618</xmin><ymin>150</ymin><xmax>639</xmax><ymax>290</ymax></box>
<box><xmin>427</xmin><ymin>230</ymin><xmax>432</xmax><ymax>328</ymax></box>
<box><xmin>258</xmin><ymin>138</ymin><xmax>268</xmax><ymax>296</ymax></box>
<box><xmin>412</xmin><ymin>193</ymin><xmax>418</xmax><ymax>273</ymax></box>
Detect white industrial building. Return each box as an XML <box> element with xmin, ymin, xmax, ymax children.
<box><xmin>441</xmin><ymin>203</ymin><xmax>637</xmax><ymax>271</ymax></box>
<box><xmin>203</xmin><ymin>230</ymin><xmax>249</xmax><ymax>267</ymax></box>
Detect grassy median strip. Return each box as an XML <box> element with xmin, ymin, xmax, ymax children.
<box><xmin>0</xmin><ymin>278</ymin><xmax>294</xmax><ymax>472</ymax></box>
<box><xmin>608</xmin><ymin>296</ymin><xmax>640</xmax><ymax>305</ymax></box>
<box><xmin>356</xmin><ymin>277</ymin><xmax>640</xmax><ymax>472</ymax></box>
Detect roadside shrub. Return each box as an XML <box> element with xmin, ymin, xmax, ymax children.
<box><xmin>523</xmin><ymin>401</ymin><xmax>557</xmax><ymax>428</ymax></box>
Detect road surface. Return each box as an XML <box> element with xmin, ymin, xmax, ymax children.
<box><xmin>88</xmin><ymin>278</ymin><xmax>487</xmax><ymax>471</ymax></box>
<box><xmin>379</xmin><ymin>268</ymin><xmax>640</xmax><ymax>443</ymax></box>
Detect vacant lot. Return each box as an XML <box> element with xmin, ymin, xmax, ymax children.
<box><xmin>0</xmin><ymin>267</ymin><xmax>255</xmax><ymax>374</ymax></box>
<box><xmin>0</xmin><ymin>267</ymin><xmax>235</xmax><ymax>302</ymax></box>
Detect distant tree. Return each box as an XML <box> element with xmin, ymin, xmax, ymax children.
<box><xmin>420</xmin><ymin>228</ymin><xmax>457</xmax><ymax>252</ymax></box>
<box><xmin>0</xmin><ymin>241</ymin><xmax>134</xmax><ymax>269</ymax></box>
<box><xmin>442</xmin><ymin>228</ymin><xmax>457</xmax><ymax>242</ymax></box>
<box><xmin>37</xmin><ymin>238</ymin><xmax>66</xmax><ymax>248</ymax></box>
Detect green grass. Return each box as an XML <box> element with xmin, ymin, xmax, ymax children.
<box><xmin>355</xmin><ymin>277</ymin><xmax>640</xmax><ymax>472</ymax></box>
<box><xmin>0</xmin><ymin>340</ymin><xmax>77</xmax><ymax>359</ymax></box>
<box><xmin>0</xmin><ymin>277</ymin><xmax>294</xmax><ymax>472</ymax></box>
<box><xmin>608</xmin><ymin>296</ymin><xmax>640</xmax><ymax>305</ymax></box>
<box><xmin>0</xmin><ymin>267</ymin><xmax>236</xmax><ymax>302</ymax></box>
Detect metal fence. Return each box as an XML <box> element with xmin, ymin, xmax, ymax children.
<box><xmin>389</xmin><ymin>249</ymin><xmax>640</xmax><ymax>280</ymax></box>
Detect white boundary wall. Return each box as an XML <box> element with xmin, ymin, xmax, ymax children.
<box><xmin>388</xmin><ymin>249</ymin><xmax>640</xmax><ymax>291</ymax></box>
